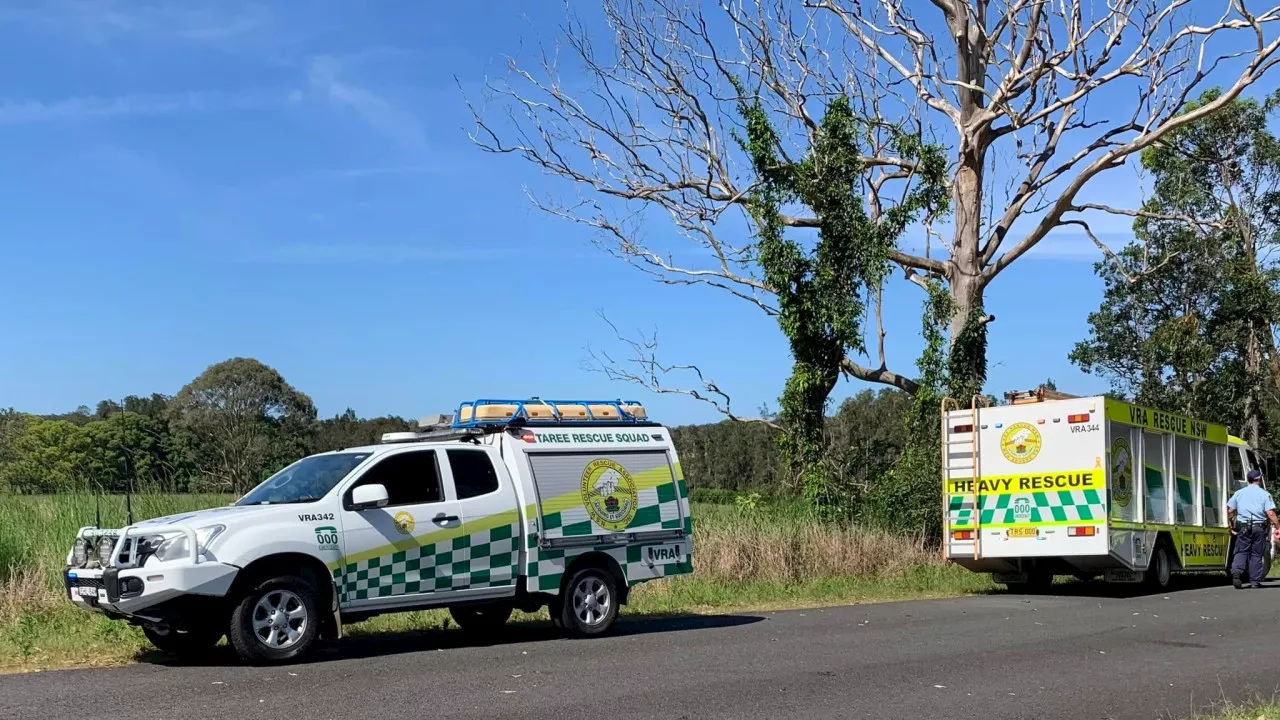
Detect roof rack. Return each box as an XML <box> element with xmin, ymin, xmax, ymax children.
<box><xmin>452</xmin><ymin>397</ymin><xmax>649</xmax><ymax>428</ymax></box>
<box><xmin>1004</xmin><ymin>386</ymin><xmax>1080</xmax><ymax>405</ymax></box>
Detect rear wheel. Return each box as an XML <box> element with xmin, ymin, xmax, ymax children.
<box><xmin>557</xmin><ymin>567</ymin><xmax>619</xmax><ymax>637</ymax></box>
<box><xmin>142</xmin><ymin>621</ymin><xmax>223</xmax><ymax>657</ymax></box>
<box><xmin>449</xmin><ymin>602</ymin><xmax>514</xmax><ymax>634</ymax></box>
<box><xmin>227</xmin><ymin>576</ymin><xmax>321</xmax><ymax>664</ymax></box>
<box><xmin>1145</xmin><ymin>545</ymin><xmax>1173</xmax><ymax>591</ymax></box>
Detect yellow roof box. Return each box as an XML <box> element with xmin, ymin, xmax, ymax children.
<box><xmin>453</xmin><ymin>398</ymin><xmax>650</xmax><ymax>428</ymax></box>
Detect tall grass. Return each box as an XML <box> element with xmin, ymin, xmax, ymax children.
<box><xmin>0</xmin><ymin>493</ymin><xmax>986</xmax><ymax>670</ymax></box>
<box><xmin>0</xmin><ymin>494</ymin><xmax>231</xmax><ymax>588</ymax></box>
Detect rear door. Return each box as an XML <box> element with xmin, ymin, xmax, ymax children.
<box><xmin>440</xmin><ymin>447</ymin><xmax>521</xmax><ymax>593</ymax></box>
<box><xmin>337</xmin><ymin>448</ymin><xmax>463</xmax><ymax>609</ymax></box>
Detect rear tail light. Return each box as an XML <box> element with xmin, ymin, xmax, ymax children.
<box><xmin>1068</xmin><ymin>526</ymin><xmax>1097</xmax><ymax>537</ymax></box>
<box><xmin>1067</xmin><ymin>413</ymin><xmax>1091</xmax><ymax>423</ymax></box>
<box><xmin>951</xmin><ymin>530</ymin><xmax>974</xmax><ymax>541</ymax></box>
<box><xmin>952</xmin><ymin>424</ymin><xmax>973</xmax><ymax>434</ymax></box>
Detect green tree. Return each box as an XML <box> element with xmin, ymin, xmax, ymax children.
<box><xmin>82</xmin><ymin>412</ymin><xmax>183</xmax><ymax>493</ymax></box>
<box><xmin>311</xmin><ymin>409</ymin><xmax>415</xmax><ymax>453</ymax></box>
<box><xmin>170</xmin><ymin>358</ymin><xmax>317</xmax><ymax>494</ymax></box>
<box><xmin>1072</xmin><ymin>89</ymin><xmax>1280</xmax><ymax>446</ymax></box>
<box><xmin>0</xmin><ymin>418</ymin><xmax>90</xmax><ymax>493</ymax></box>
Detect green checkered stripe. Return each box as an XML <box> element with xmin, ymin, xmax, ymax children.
<box><xmin>542</xmin><ymin>480</ymin><xmax>686</xmax><ymax>538</ymax></box>
<box><xmin>978</xmin><ymin>490</ymin><xmax>1104</xmax><ymax>525</ymax></box>
<box><xmin>526</xmin><ymin>479</ymin><xmax>692</xmax><ymax>593</ymax></box>
<box><xmin>947</xmin><ymin>495</ymin><xmax>977</xmax><ymax>529</ymax></box>
<box><xmin>334</xmin><ymin>523</ymin><xmax>520</xmax><ymax>603</ymax></box>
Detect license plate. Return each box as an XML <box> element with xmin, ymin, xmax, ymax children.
<box><xmin>1008</xmin><ymin>527</ymin><xmax>1038</xmax><ymax>538</ymax></box>
<box><xmin>75</xmin><ymin>586</ymin><xmax>97</xmax><ymax>598</ymax></box>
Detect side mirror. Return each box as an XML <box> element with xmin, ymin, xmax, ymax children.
<box><xmin>351</xmin><ymin>484</ymin><xmax>390</xmax><ymax>510</ymax></box>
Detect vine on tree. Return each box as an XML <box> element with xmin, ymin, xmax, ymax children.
<box><xmin>736</xmin><ymin>91</ymin><xmax>947</xmax><ymax>514</ymax></box>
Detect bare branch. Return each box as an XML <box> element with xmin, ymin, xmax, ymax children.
<box><xmin>586</xmin><ymin>312</ymin><xmax>781</xmax><ymax>428</ymax></box>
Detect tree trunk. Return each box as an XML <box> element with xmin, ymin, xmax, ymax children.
<box><xmin>947</xmin><ymin>146</ymin><xmax>989</xmax><ymax>401</ymax></box>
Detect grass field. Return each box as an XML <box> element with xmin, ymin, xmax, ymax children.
<box><xmin>0</xmin><ymin>493</ymin><xmax>991</xmax><ymax>671</ymax></box>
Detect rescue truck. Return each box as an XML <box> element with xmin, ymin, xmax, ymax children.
<box><xmin>62</xmin><ymin>398</ymin><xmax>693</xmax><ymax>663</ymax></box>
<box><xmin>942</xmin><ymin>388</ymin><xmax>1274</xmax><ymax>590</ymax></box>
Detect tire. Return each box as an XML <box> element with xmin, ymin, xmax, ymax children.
<box><xmin>557</xmin><ymin>567</ymin><xmax>619</xmax><ymax>637</ymax></box>
<box><xmin>1146</xmin><ymin>545</ymin><xmax>1172</xmax><ymax>591</ymax></box>
<box><xmin>142</xmin><ymin>622</ymin><xmax>223</xmax><ymax>657</ymax></box>
<box><xmin>227</xmin><ymin>576</ymin><xmax>321</xmax><ymax>664</ymax></box>
<box><xmin>449</xmin><ymin>602</ymin><xmax>514</xmax><ymax>634</ymax></box>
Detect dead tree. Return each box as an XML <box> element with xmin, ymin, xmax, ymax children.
<box><xmin>469</xmin><ymin>0</ymin><xmax>1280</xmax><ymax>407</ymax></box>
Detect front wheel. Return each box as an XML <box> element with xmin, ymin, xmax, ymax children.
<box><xmin>142</xmin><ymin>622</ymin><xmax>223</xmax><ymax>657</ymax></box>
<box><xmin>227</xmin><ymin>576</ymin><xmax>321</xmax><ymax>664</ymax></box>
<box><xmin>450</xmin><ymin>602</ymin><xmax>514</xmax><ymax>634</ymax></box>
<box><xmin>557</xmin><ymin>567</ymin><xmax>620</xmax><ymax>637</ymax></box>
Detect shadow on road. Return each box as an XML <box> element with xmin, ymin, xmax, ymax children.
<box><xmin>995</xmin><ymin>574</ymin><xmax>1280</xmax><ymax>599</ymax></box>
<box><xmin>136</xmin><ymin>612</ymin><xmax>766</xmax><ymax>668</ymax></box>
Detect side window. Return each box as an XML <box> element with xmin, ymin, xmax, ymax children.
<box><xmin>1229</xmin><ymin>448</ymin><xmax>1246</xmax><ymax>488</ymax></box>
<box><xmin>346</xmin><ymin>450</ymin><xmax>442</xmax><ymax>507</ymax></box>
<box><xmin>448</xmin><ymin>449</ymin><xmax>500</xmax><ymax>500</ymax></box>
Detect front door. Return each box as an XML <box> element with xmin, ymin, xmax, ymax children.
<box><xmin>337</xmin><ymin>448</ymin><xmax>462</xmax><ymax>609</ymax></box>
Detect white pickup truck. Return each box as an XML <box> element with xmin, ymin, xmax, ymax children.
<box><xmin>64</xmin><ymin>398</ymin><xmax>693</xmax><ymax>663</ymax></box>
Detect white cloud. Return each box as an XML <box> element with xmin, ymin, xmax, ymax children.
<box><xmin>2</xmin><ymin>1</ymin><xmax>272</xmax><ymax>45</ymax></box>
<box><xmin>308</xmin><ymin>55</ymin><xmax>428</xmax><ymax>151</ymax></box>
<box><xmin>0</xmin><ymin>89</ymin><xmax>294</xmax><ymax>124</ymax></box>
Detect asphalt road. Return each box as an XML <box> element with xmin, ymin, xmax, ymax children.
<box><xmin>4</xmin><ymin>583</ymin><xmax>1280</xmax><ymax>720</ymax></box>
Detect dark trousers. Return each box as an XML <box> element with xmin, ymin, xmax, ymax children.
<box><xmin>1232</xmin><ymin>523</ymin><xmax>1269</xmax><ymax>583</ymax></box>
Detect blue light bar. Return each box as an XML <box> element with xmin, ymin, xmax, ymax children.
<box><xmin>452</xmin><ymin>398</ymin><xmax>650</xmax><ymax>428</ymax></box>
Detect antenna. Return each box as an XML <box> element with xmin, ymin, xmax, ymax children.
<box><xmin>94</xmin><ymin>480</ymin><xmax>102</xmax><ymax>528</ymax></box>
<box><xmin>125</xmin><ymin>478</ymin><xmax>134</xmax><ymax>526</ymax></box>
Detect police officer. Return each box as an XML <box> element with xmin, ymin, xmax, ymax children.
<box><xmin>1227</xmin><ymin>469</ymin><xmax>1279</xmax><ymax>589</ymax></box>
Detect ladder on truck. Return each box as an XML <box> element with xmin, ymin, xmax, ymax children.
<box><xmin>941</xmin><ymin>395</ymin><xmax>988</xmax><ymax>560</ymax></box>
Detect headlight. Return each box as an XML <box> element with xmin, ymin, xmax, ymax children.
<box><xmin>97</xmin><ymin>535</ymin><xmax>116</xmax><ymax>566</ymax></box>
<box><xmin>149</xmin><ymin>525</ymin><xmax>225</xmax><ymax>563</ymax></box>
<box><xmin>71</xmin><ymin>537</ymin><xmax>88</xmax><ymax>567</ymax></box>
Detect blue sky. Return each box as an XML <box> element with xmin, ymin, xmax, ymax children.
<box><xmin>0</xmin><ymin>1</ymin><xmax>1262</xmax><ymax>425</ymax></box>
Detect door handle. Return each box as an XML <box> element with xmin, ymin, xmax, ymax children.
<box><xmin>432</xmin><ymin>514</ymin><xmax>459</xmax><ymax>524</ymax></box>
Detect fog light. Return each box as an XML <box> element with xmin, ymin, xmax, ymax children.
<box><xmin>97</xmin><ymin>535</ymin><xmax>116</xmax><ymax>567</ymax></box>
<box><xmin>72</xmin><ymin>537</ymin><xmax>88</xmax><ymax>567</ymax></box>
<box><xmin>120</xmin><ymin>577</ymin><xmax>145</xmax><ymax>597</ymax></box>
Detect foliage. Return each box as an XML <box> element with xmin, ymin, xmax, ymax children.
<box><xmin>311</xmin><ymin>409</ymin><xmax>415</xmax><ymax>453</ymax></box>
<box><xmin>1072</xmin><ymin>89</ymin><xmax>1280</xmax><ymax>446</ymax></box>
<box><xmin>670</xmin><ymin>389</ymin><xmax>912</xmax><ymax>498</ymax></box>
<box><xmin>0</xmin><ymin>359</ymin><xmax>415</xmax><ymax>496</ymax></box>
<box><xmin>736</xmin><ymin>92</ymin><xmax>947</xmax><ymax>514</ymax></box>
<box><xmin>865</xmin><ymin>278</ymin><xmax>954</xmax><ymax>538</ymax></box>
<box><xmin>169</xmin><ymin>357</ymin><xmax>318</xmax><ymax>494</ymax></box>
<box><xmin>0</xmin><ymin>419</ymin><xmax>89</xmax><ymax>494</ymax></box>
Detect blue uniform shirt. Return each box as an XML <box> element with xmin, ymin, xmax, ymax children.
<box><xmin>1227</xmin><ymin>484</ymin><xmax>1276</xmax><ymax>523</ymax></box>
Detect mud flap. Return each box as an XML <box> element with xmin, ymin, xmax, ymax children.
<box><xmin>331</xmin><ymin>584</ymin><xmax>343</xmax><ymax>640</ymax></box>
<box><xmin>1105</xmin><ymin>568</ymin><xmax>1144</xmax><ymax>583</ymax></box>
